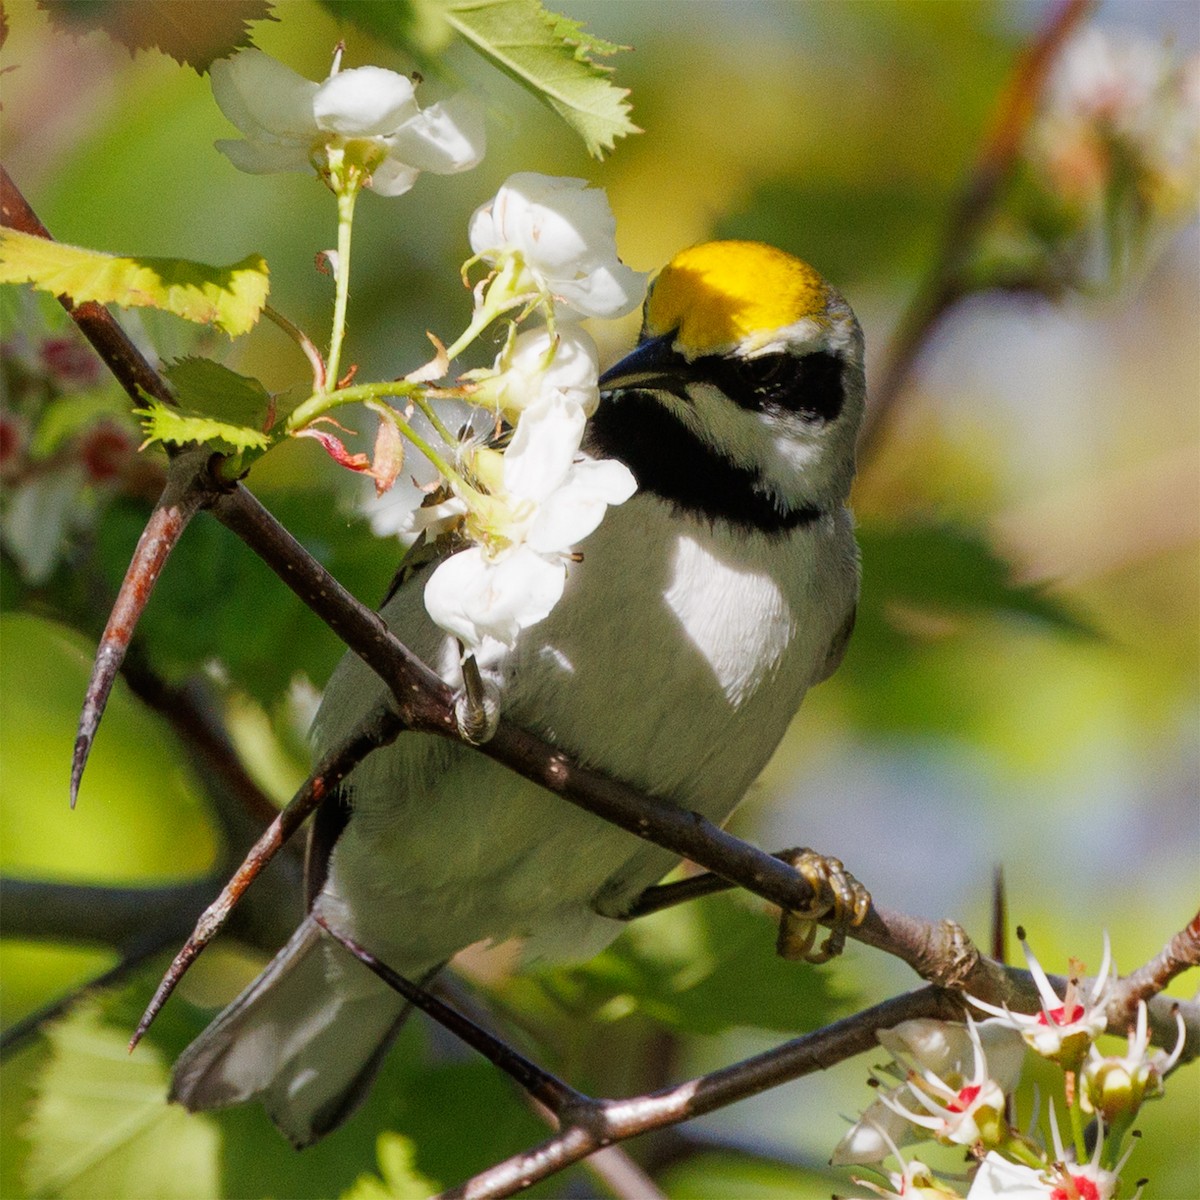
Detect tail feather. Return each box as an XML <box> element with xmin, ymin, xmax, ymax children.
<box><xmin>170</xmin><ymin>917</ymin><xmax>410</xmax><ymax>1148</ymax></box>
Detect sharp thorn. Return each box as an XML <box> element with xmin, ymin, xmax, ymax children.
<box><xmin>70</xmin><ymin>474</ymin><xmax>206</xmax><ymax>807</ymax></box>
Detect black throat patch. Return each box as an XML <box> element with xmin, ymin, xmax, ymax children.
<box><xmin>585</xmin><ymin>389</ymin><xmax>822</xmax><ymax>533</ymax></box>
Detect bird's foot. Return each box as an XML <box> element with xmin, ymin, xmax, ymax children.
<box><xmin>774</xmin><ymin>847</ymin><xmax>870</xmax><ymax>964</ymax></box>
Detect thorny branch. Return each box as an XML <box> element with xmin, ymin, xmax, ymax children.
<box><xmin>318</xmin><ymin>909</ymin><xmax>1200</xmax><ymax>1200</ymax></box>
<box><xmin>2</xmin><ymin>6</ymin><xmax>1196</xmax><ymax>1185</ymax></box>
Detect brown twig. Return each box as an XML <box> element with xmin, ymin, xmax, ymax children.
<box><xmin>315</xmin><ymin>916</ymin><xmax>589</xmax><ymax>1117</ymax></box>
<box><xmin>128</xmin><ymin>702</ymin><xmax>403</xmax><ymax>1050</ymax></box>
<box><xmin>439</xmin><ymin>987</ymin><xmax>961</xmax><ymax>1200</ymax></box>
<box><xmin>70</xmin><ymin>450</ymin><xmax>212</xmax><ymax>807</ymax></box>
<box><xmin>856</xmin><ymin>0</ymin><xmax>1094</xmax><ymax>465</ymax></box>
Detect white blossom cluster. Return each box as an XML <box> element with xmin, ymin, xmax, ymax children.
<box><xmin>1023</xmin><ymin>25</ymin><xmax>1200</xmax><ymax>285</ymax></box>
<box><xmin>209</xmin><ymin>49</ymin><xmax>645</xmax><ymax>656</ymax></box>
<box><xmin>835</xmin><ymin>934</ymin><xmax>1185</xmax><ymax>1200</ymax></box>
<box><xmin>420</xmin><ymin>173</ymin><xmax>644</xmax><ymax>650</ymax></box>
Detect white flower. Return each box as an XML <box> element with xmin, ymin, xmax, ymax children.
<box><xmin>468</xmin><ymin>173</ymin><xmax>646</xmax><ymax>320</ymax></box>
<box><xmin>833</xmin><ymin>1018</ymin><xmax>1025</xmax><ymax>1166</ymax></box>
<box><xmin>966</xmin><ymin>1154</ymin><xmax>1052</xmax><ymax>1200</ymax></box>
<box><xmin>969</xmin><ymin>933</ymin><xmax>1114</xmax><ymax>1069</ymax></box>
<box><xmin>1081</xmin><ymin>999</ymin><xmax>1184</xmax><ymax>1125</ymax></box>
<box><xmin>423</xmin><ymin>542</ymin><xmax>566</xmax><ymax>648</ymax></box>
<box><xmin>476</xmin><ymin>326</ymin><xmax>602</xmax><ymax>420</ymax></box>
<box><xmin>423</xmin><ymin>395</ymin><xmax>635</xmax><ymax>648</ymax></box>
<box><xmin>210</xmin><ymin>49</ymin><xmax>484</xmax><ymax>194</ymax></box>
<box><xmin>877</xmin><ymin>1018</ymin><xmax>1010</xmax><ymax>1149</ymax></box>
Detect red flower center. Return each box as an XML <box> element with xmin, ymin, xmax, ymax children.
<box><xmin>1050</xmin><ymin>1174</ymin><xmax>1101</xmax><ymax>1200</ymax></box>
<box><xmin>1040</xmin><ymin>1003</ymin><xmax>1084</xmax><ymax>1027</ymax></box>
<box><xmin>948</xmin><ymin>1084</ymin><xmax>980</xmax><ymax>1113</ymax></box>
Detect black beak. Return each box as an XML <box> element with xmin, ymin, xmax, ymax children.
<box><xmin>599</xmin><ymin>330</ymin><xmax>689</xmax><ymax>393</ymax></box>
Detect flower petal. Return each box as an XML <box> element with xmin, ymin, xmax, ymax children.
<box><xmin>553</xmin><ymin>259</ymin><xmax>647</xmax><ymax>320</ymax></box>
<box><xmin>313</xmin><ymin>66</ymin><xmax>417</xmax><ymax>136</ymax></box>
<box><xmin>210</xmin><ymin>49</ymin><xmax>318</xmax><ymax>141</ymax></box>
<box><xmin>388</xmin><ymin>94</ymin><xmax>487</xmax><ymax>174</ymax></box>
<box><xmin>502</xmin><ymin>395</ymin><xmax>585</xmax><ymax>503</ymax></box>
<box><xmin>215</xmin><ymin>138</ymin><xmax>313</xmax><ymax>175</ymax></box>
<box><xmin>368</xmin><ymin>158</ymin><xmax>421</xmax><ymax>197</ymax></box>
<box><xmin>527</xmin><ymin>458</ymin><xmax>636</xmax><ymax>553</ymax></box>
<box><xmin>424</xmin><ymin>545</ymin><xmax>566</xmax><ymax>648</ymax></box>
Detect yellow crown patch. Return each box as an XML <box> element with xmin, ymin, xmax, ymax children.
<box><xmin>646</xmin><ymin>241</ymin><xmax>829</xmax><ymax>355</ymax></box>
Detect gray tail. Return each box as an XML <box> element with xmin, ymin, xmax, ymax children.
<box><xmin>169</xmin><ymin>916</ymin><xmax>410</xmax><ymax>1148</ymax></box>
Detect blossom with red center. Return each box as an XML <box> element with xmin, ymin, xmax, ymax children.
<box><xmin>969</xmin><ymin>931</ymin><xmax>1114</xmax><ymax>1069</ymax></box>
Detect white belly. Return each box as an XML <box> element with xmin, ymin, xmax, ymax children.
<box><xmin>312</xmin><ymin>493</ymin><xmax>858</xmax><ymax>971</ymax></box>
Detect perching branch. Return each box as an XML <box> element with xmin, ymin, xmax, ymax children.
<box><xmin>320</xmin><ymin>911</ymin><xmax>1199</xmax><ymax>1199</ymax></box>
<box><xmin>3</xmin><ymin>160</ymin><xmax>1177</xmax><ymax>1069</ymax></box>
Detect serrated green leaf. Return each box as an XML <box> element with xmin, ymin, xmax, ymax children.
<box><xmin>135</xmin><ymin>398</ymin><xmax>271</xmax><ymax>454</ymax></box>
<box><xmin>37</xmin><ymin>0</ymin><xmax>275</xmax><ymax>74</ymax></box>
<box><xmin>23</xmin><ymin>1002</ymin><xmax>221</xmax><ymax>1200</ymax></box>
<box><xmin>443</xmin><ymin>0</ymin><xmax>637</xmax><ymax>158</ymax></box>
<box><xmin>0</xmin><ymin>229</ymin><xmax>269</xmax><ymax>336</ymax></box>
<box><xmin>163</xmin><ymin>356</ymin><xmax>275</xmax><ymax>427</ymax></box>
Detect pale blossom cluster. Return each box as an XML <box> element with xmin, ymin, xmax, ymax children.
<box><xmin>1023</xmin><ymin>25</ymin><xmax>1200</xmax><ymax>284</ymax></box>
<box><xmin>418</xmin><ymin>174</ymin><xmax>644</xmax><ymax>650</ymax></box>
<box><xmin>210</xmin><ymin>49</ymin><xmax>485</xmax><ymax>195</ymax></box>
<box><xmin>205</xmin><ymin>53</ymin><xmax>642</xmax><ymax>656</ymax></box>
<box><xmin>836</xmin><ymin>934</ymin><xmax>1186</xmax><ymax>1200</ymax></box>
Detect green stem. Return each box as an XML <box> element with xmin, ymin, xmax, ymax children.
<box><xmin>1067</xmin><ymin>1075</ymin><xmax>1088</xmax><ymax>1163</ymax></box>
<box><xmin>287</xmin><ymin>379</ymin><xmax>424</xmax><ymax>433</ymax></box>
<box><xmin>325</xmin><ymin>182</ymin><xmax>360</xmax><ymax>392</ymax></box>
<box><xmin>410</xmin><ymin>391</ymin><xmax>458</xmax><ymax>446</ymax></box>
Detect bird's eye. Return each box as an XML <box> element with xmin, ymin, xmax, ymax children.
<box><xmin>736</xmin><ymin>354</ymin><xmax>793</xmax><ymax>399</ymax></box>
<box><xmin>710</xmin><ymin>350</ymin><xmax>845</xmax><ymax>422</ymax></box>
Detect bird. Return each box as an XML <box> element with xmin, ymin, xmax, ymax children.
<box><xmin>170</xmin><ymin>239</ymin><xmax>867</xmax><ymax>1147</ymax></box>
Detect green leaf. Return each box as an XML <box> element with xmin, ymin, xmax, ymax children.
<box><xmin>443</xmin><ymin>0</ymin><xmax>637</xmax><ymax>158</ymax></box>
<box><xmin>23</xmin><ymin>1002</ymin><xmax>221</xmax><ymax>1200</ymax></box>
<box><xmin>37</xmin><ymin>0</ymin><xmax>276</xmax><ymax>73</ymax></box>
<box><xmin>0</xmin><ymin>229</ymin><xmax>269</xmax><ymax>337</ymax></box>
<box><xmin>135</xmin><ymin>399</ymin><xmax>271</xmax><ymax>455</ymax></box>
<box><xmin>526</xmin><ymin>893</ymin><xmax>852</xmax><ymax>1037</ymax></box>
<box><xmin>856</xmin><ymin>521</ymin><xmax>1096</xmax><ymax>640</ymax></box>
<box><xmin>342</xmin><ymin>1133</ymin><xmax>439</xmax><ymax>1200</ymax></box>
<box><xmin>164</xmin><ymin>356</ymin><xmax>276</xmax><ymax>428</ymax></box>
<box><xmin>134</xmin><ymin>356</ymin><xmax>276</xmax><ymax>452</ymax></box>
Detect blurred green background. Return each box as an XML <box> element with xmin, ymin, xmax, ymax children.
<box><xmin>2</xmin><ymin>0</ymin><xmax>1197</xmax><ymax>1196</ymax></box>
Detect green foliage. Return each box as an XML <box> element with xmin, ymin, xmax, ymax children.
<box><xmin>0</xmin><ymin>231</ymin><xmax>269</xmax><ymax>337</ymax></box>
<box><xmin>37</xmin><ymin>0</ymin><xmax>275</xmax><ymax>73</ymax></box>
<box><xmin>341</xmin><ymin>1133</ymin><xmax>439</xmax><ymax>1200</ymax></box>
<box><xmin>442</xmin><ymin>0</ymin><xmax>636</xmax><ymax>158</ymax></box>
<box><xmin>136</xmin><ymin>357</ymin><xmax>277</xmax><ymax>454</ymax></box>
<box><xmin>526</xmin><ymin>894</ymin><xmax>853</xmax><ymax>1037</ymax></box>
<box><xmin>135</xmin><ymin>399</ymin><xmax>271</xmax><ymax>455</ymax></box>
<box><xmin>23</xmin><ymin>1001</ymin><xmax>222</xmax><ymax>1199</ymax></box>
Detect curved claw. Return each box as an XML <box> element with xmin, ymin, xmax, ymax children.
<box><xmin>775</xmin><ymin>847</ymin><xmax>871</xmax><ymax>964</ymax></box>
